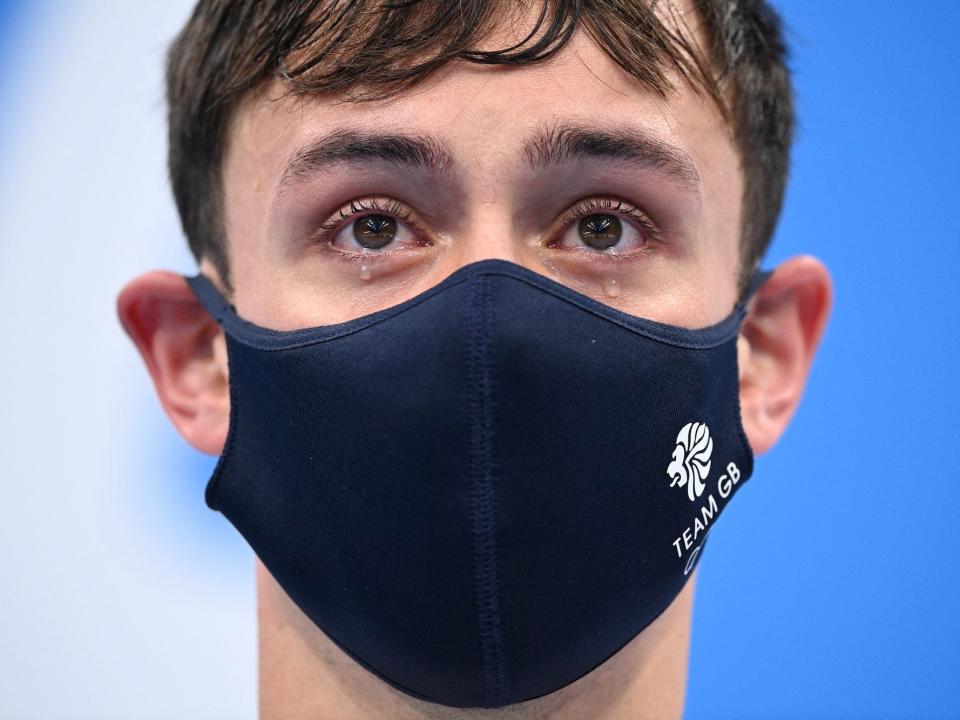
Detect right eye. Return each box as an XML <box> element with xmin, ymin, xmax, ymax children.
<box><xmin>312</xmin><ymin>197</ymin><xmax>433</xmax><ymax>257</ymax></box>
<box><xmin>544</xmin><ymin>196</ymin><xmax>664</xmax><ymax>262</ymax></box>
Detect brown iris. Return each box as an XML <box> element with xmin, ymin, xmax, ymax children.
<box><xmin>577</xmin><ymin>213</ymin><xmax>621</xmax><ymax>250</ymax></box>
<box><xmin>353</xmin><ymin>213</ymin><xmax>397</xmax><ymax>249</ymax></box>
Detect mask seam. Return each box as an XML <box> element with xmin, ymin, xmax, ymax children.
<box><xmin>468</xmin><ymin>272</ymin><xmax>511</xmax><ymax>707</ymax></box>
<box><xmin>479</xmin><ymin>269</ymin><xmax>745</xmax><ymax>350</ymax></box>
<box><xmin>187</xmin><ymin>268</ymin><xmax>745</xmax><ymax>352</ymax></box>
<box><xmin>187</xmin><ymin>273</ymin><xmax>474</xmax><ymax>351</ymax></box>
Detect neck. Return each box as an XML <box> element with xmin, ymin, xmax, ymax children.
<box><xmin>257</xmin><ymin>558</ymin><xmax>697</xmax><ymax>720</ymax></box>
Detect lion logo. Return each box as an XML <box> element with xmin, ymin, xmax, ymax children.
<box><xmin>667</xmin><ymin>422</ymin><xmax>713</xmax><ymax>502</ymax></box>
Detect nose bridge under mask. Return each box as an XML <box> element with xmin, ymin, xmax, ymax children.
<box><xmin>184</xmin><ymin>258</ymin><xmax>767</xmax><ymax>709</ymax></box>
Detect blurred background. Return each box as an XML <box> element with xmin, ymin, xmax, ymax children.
<box><xmin>0</xmin><ymin>1</ymin><xmax>957</xmax><ymax>718</ymax></box>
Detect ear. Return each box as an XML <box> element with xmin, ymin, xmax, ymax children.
<box><xmin>737</xmin><ymin>255</ymin><xmax>833</xmax><ymax>456</ymax></box>
<box><xmin>116</xmin><ymin>270</ymin><xmax>230</xmax><ymax>456</ymax></box>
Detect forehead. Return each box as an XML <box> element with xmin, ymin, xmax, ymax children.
<box><xmin>220</xmin><ymin>1</ymin><xmax>742</xmax><ymax>303</ymax></box>
<box><xmin>225</xmin><ymin>3</ymin><xmax>736</xmax><ymax>187</ymax></box>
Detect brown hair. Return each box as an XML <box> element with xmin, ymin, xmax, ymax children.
<box><xmin>165</xmin><ymin>0</ymin><xmax>794</xmax><ymax>294</ymax></box>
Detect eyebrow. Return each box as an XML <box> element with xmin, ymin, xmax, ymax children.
<box><xmin>278</xmin><ymin>128</ymin><xmax>455</xmax><ymax>193</ymax></box>
<box><xmin>523</xmin><ymin>121</ymin><xmax>701</xmax><ymax>191</ymax></box>
<box><xmin>277</xmin><ymin>121</ymin><xmax>701</xmax><ymax>194</ymax></box>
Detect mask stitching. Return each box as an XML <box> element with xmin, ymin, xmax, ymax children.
<box><xmin>187</xmin><ymin>273</ymin><xmax>474</xmax><ymax>350</ymax></box>
<box><xmin>468</xmin><ymin>272</ymin><xmax>511</xmax><ymax>707</ymax></box>
<box><xmin>187</xmin><ymin>265</ymin><xmax>749</xmax><ymax>353</ymax></box>
<box><xmin>480</xmin><ymin>269</ymin><xmax>746</xmax><ymax>350</ymax></box>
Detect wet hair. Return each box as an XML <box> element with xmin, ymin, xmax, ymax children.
<box><xmin>165</xmin><ymin>0</ymin><xmax>793</xmax><ymax>294</ymax></box>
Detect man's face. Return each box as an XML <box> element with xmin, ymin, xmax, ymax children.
<box><xmin>213</xmin><ymin>5</ymin><xmax>743</xmax><ymax>333</ymax></box>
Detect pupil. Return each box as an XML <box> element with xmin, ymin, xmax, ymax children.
<box><xmin>578</xmin><ymin>213</ymin><xmax>621</xmax><ymax>250</ymax></box>
<box><xmin>353</xmin><ymin>213</ymin><xmax>397</xmax><ymax>249</ymax></box>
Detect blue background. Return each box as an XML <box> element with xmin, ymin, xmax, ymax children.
<box><xmin>0</xmin><ymin>2</ymin><xmax>956</xmax><ymax>718</ymax></box>
<box><xmin>687</xmin><ymin>3</ymin><xmax>960</xmax><ymax>719</ymax></box>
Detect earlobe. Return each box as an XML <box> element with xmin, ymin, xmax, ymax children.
<box><xmin>116</xmin><ymin>270</ymin><xmax>230</xmax><ymax>456</ymax></box>
<box><xmin>737</xmin><ymin>255</ymin><xmax>833</xmax><ymax>456</ymax></box>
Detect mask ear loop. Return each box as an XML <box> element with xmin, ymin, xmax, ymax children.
<box><xmin>739</xmin><ymin>265</ymin><xmax>775</xmax><ymax>308</ymax></box>
<box><xmin>183</xmin><ymin>273</ymin><xmax>237</xmax><ymax>328</ymax></box>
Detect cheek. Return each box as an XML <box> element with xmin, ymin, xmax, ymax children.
<box><xmin>680</xmin><ymin>119</ymin><xmax>745</xmax><ymax>316</ymax></box>
<box><xmin>699</xmin><ymin>185</ymin><xmax>744</xmax><ymax>310</ymax></box>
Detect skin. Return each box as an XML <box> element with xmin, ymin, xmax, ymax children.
<box><xmin>117</xmin><ymin>2</ymin><xmax>832</xmax><ymax>718</ymax></box>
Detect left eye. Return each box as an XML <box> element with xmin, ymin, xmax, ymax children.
<box><xmin>577</xmin><ymin>213</ymin><xmax>628</xmax><ymax>250</ymax></box>
<box><xmin>547</xmin><ymin>199</ymin><xmax>658</xmax><ymax>256</ymax></box>
<box><xmin>330</xmin><ymin>212</ymin><xmax>415</xmax><ymax>253</ymax></box>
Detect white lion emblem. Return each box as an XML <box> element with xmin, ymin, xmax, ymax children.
<box><xmin>667</xmin><ymin>422</ymin><xmax>713</xmax><ymax>502</ymax></box>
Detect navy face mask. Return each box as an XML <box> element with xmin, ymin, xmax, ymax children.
<box><xmin>185</xmin><ymin>258</ymin><xmax>771</xmax><ymax>709</ymax></box>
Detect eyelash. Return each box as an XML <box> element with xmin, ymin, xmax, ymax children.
<box><xmin>317</xmin><ymin>197</ymin><xmax>416</xmax><ymax>233</ymax></box>
<box><xmin>554</xmin><ymin>197</ymin><xmax>663</xmax><ymax>260</ymax></box>
<box><xmin>311</xmin><ymin>198</ymin><xmax>426</xmax><ymax>266</ymax></box>
<box><xmin>310</xmin><ymin>195</ymin><xmax>663</xmax><ymax>265</ymax></box>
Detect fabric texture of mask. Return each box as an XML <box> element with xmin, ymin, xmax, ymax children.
<box><xmin>184</xmin><ymin>258</ymin><xmax>771</xmax><ymax>709</ymax></box>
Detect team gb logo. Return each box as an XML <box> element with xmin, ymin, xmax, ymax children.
<box><xmin>667</xmin><ymin>421</ymin><xmax>713</xmax><ymax>502</ymax></box>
